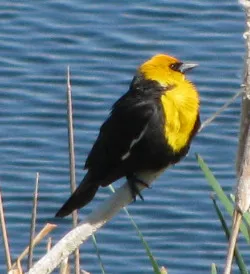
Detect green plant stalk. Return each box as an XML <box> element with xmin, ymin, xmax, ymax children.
<box><xmin>196</xmin><ymin>154</ymin><xmax>250</xmax><ymax>243</ymax></box>
<box><xmin>211</xmin><ymin>263</ymin><xmax>217</xmax><ymax>274</ymax></box>
<box><xmin>92</xmin><ymin>234</ymin><xmax>106</xmax><ymax>274</ymax></box>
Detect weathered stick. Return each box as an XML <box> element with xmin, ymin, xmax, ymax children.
<box><xmin>0</xmin><ymin>189</ymin><xmax>12</xmax><ymax>271</ymax></box>
<box><xmin>27</xmin><ymin>172</ymin><xmax>39</xmax><ymax>270</ymax></box>
<box><xmin>224</xmin><ymin>1</ymin><xmax>250</xmax><ymax>273</ymax></box>
<box><xmin>60</xmin><ymin>257</ymin><xmax>70</xmax><ymax>274</ymax></box>
<box><xmin>66</xmin><ymin>66</ymin><xmax>80</xmax><ymax>274</ymax></box>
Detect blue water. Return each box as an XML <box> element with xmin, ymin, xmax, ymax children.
<box><xmin>0</xmin><ymin>1</ymin><xmax>245</xmax><ymax>273</ymax></box>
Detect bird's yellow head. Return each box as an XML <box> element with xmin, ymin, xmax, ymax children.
<box><xmin>139</xmin><ymin>54</ymin><xmax>197</xmax><ymax>87</ymax></box>
<box><xmin>138</xmin><ymin>54</ymin><xmax>200</xmax><ymax>153</ymax></box>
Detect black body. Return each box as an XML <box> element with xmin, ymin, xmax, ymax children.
<box><xmin>55</xmin><ymin>75</ymin><xmax>200</xmax><ymax>217</ymax></box>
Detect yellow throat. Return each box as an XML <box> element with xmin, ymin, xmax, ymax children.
<box><xmin>161</xmin><ymin>80</ymin><xmax>199</xmax><ymax>152</ymax></box>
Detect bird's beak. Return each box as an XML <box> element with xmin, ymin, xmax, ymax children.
<box><xmin>179</xmin><ymin>63</ymin><xmax>198</xmax><ymax>73</ymax></box>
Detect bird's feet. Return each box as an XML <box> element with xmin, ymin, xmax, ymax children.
<box><xmin>126</xmin><ymin>174</ymin><xmax>150</xmax><ymax>202</ymax></box>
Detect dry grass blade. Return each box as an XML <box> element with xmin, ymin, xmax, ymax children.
<box><xmin>160</xmin><ymin>266</ymin><xmax>168</xmax><ymax>274</ymax></box>
<box><xmin>47</xmin><ymin>237</ymin><xmax>52</xmax><ymax>252</ymax></box>
<box><xmin>9</xmin><ymin>260</ymin><xmax>23</xmax><ymax>274</ymax></box>
<box><xmin>27</xmin><ymin>173</ymin><xmax>39</xmax><ymax>270</ymax></box>
<box><xmin>13</xmin><ymin>223</ymin><xmax>57</xmax><ymax>267</ymax></box>
<box><xmin>223</xmin><ymin>210</ymin><xmax>242</xmax><ymax>274</ymax></box>
<box><xmin>80</xmin><ymin>270</ymin><xmax>90</xmax><ymax>274</ymax></box>
<box><xmin>8</xmin><ymin>269</ymin><xmax>21</xmax><ymax>274</ymax></box>
<box><xmin>0</xmin><ymin>189</ymin><xmax>12</xmax><ymax>271</ymax></box>
<box><xmin>66</xmin><ymin>66</ymin><xmax>80</xmax><ymax>274</ymax></box>
<box><xmin>8</xmin><ymin>270</ymin><xmax>20</xmax><ymax>274</ymax></box>
<box><xmin>17</xmin><ymin>260</ymin><xmax>23</xmax><ymax>274</ymax></box>
<box><xmin>73</xmin><ymin>248</ymin><xmax>80</xmax><ymax>274</ymax></box>
<box><xmin>66</xmin><ymin>66</ymin><xmax>77</xmax><ymax>215</ymax></box>
<box><xmin>60</xmin><ymin>257</ymin><xmax>70</xmax><ymax>274</ymax></box>
<box><xmin>9</xmin><ymin>259</ymin><xmax>23</xmax><ymax>274</ymax></box>
<box><xmin>199</xmin><ymin>89</ymin><xmax>242</xmax><ymax>133</ymax></box>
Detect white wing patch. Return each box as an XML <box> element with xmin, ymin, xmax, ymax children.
<box><xmin>121</xmin><ymin>123</ymin><xmax>149</xmax><ymax>161</ymax></box>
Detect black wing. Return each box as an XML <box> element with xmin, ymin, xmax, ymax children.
<box><xmin>84</xmin><ymin>94</ymin><xmax>156</xmax><ymax>182</ymax></box>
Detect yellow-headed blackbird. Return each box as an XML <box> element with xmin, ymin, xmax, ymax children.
<box><xmin>56</xmin><ymin>54</ymin><xmax>200</xmax><ymax>218</ymax></box>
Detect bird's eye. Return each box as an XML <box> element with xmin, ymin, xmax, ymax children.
<box><xmin>170</xmin><ymin>62</ymin><xmax>183</xmax><ymax>72</ymax></box>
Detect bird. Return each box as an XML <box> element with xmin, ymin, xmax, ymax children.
<box><xmin>55</xmin><ymin>54</ymin><xmax>200</xmax><ymax>218</ymax></box>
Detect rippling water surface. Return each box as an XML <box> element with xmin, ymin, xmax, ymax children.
<box><xmin>0</xmin><ymin>1</ymin><xmax>245</xmax><ymax>273</ymax></box>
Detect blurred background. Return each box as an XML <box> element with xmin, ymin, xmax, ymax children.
<box><xmin>0</xmin><ymin>1</ymin><xmax>245</xmax><ymax>273</ymax></box>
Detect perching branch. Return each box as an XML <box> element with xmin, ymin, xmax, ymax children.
<box><xmin>26</xmin><ymin>171</ymin><xmax>163</xmax><ymax>274</ymax></box>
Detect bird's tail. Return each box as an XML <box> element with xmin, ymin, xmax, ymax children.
<box><xmin>55</xmin><ymin>173</ymin><xmax>99</xmax><ymax>218</ymax></box>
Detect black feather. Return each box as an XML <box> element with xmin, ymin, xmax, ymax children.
<box><xmin>55</xmin><ymin>172</ymin><xmax>99</xmax><ymax>218</ymax></box>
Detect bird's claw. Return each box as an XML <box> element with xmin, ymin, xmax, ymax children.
<box><xmin>127</xmin><ymin>174</ymin><xmax>150</xmax><ymax>202</ymax></box>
